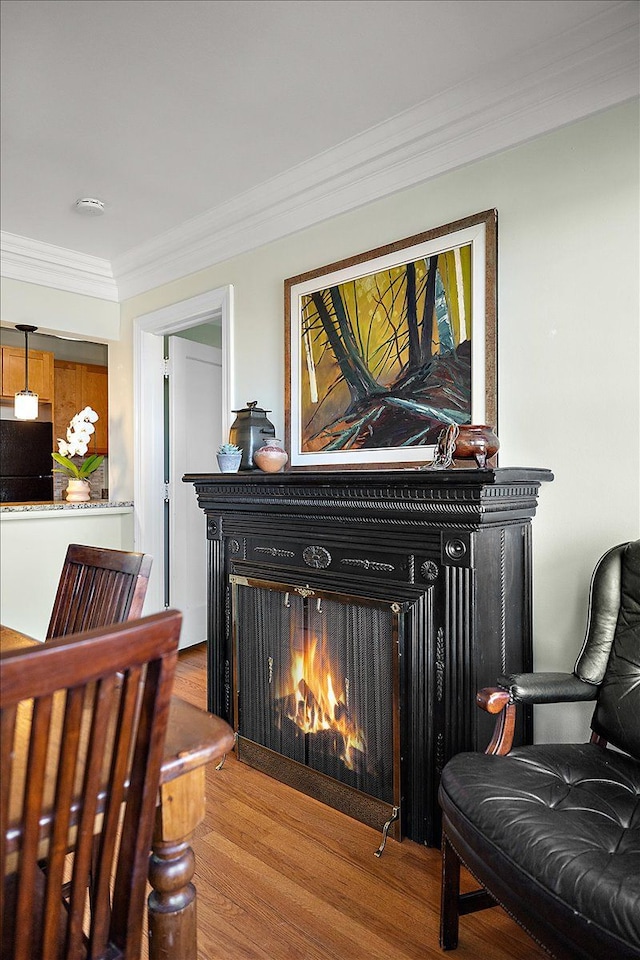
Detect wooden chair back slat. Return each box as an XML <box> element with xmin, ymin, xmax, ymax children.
<box><xmin>0</xmin><ymin>705</ymin><xmax>17</xmax><ymax>941</ymax></box>
<box><xmin>42</xmin><ymin>687</ymin><xmax>84</xmax><ymax>956</ymax></box>
<box><xmin>67</xmin><ymin>677</ymin><xmax>116</xmax><ymax>956</ymax></box>
<box><xmin>91</xmin><ymin>668</ymin><xmax>141</xmax><ymax>954</ymax></box>
<box><xmin>46</xmin><ymin>546</ymin><xmax>153</xmax><ymax>640</ymax></box>
<box><xmin>16</xmin><ymin>695</ymin><xmax>55</xmax><ymax>960</ymax></box>
<box><xmin>1</xmin><ymin>610</ymin><xmax>181</xmax><ymax>960</ymax></box>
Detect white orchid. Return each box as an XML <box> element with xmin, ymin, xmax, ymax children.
<box><xmin>52</xmin><ymin>407</ymin><xmax>104</xmax><ymax>480</ymax></box>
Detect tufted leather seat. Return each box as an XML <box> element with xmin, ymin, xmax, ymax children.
<box><xmin>438</xmin><ymin>540</ymin><xmax>640</xmax><ymax>960</ymax></box>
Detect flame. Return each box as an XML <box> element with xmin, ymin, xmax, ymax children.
<box><xmin>280</xmin><ymin>636</ymin><xmax>366</xmax><ymax>770</ymax></box>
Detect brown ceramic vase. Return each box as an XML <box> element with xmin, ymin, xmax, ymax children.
<box><xmin>453</xmin><ymin>424</ymin><xmax>499</xmax><ymax>468</ymax></box>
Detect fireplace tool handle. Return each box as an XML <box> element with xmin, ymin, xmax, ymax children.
<box><xmin>374</xmin><ymin>806</ymin><xmax>399</xmax><ymax>858</ymax></box>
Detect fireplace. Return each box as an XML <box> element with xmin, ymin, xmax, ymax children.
<box><xmin>232</xmin><ymin>575</ymin><xmax>401</xmax><ymax>841</ymax></box>
<box><xmin>185</xmin><ymin>467</ymin><xmax>552</xmax><ymax>846</ymax></box>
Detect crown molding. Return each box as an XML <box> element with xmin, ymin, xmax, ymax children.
<box><xmin>0</xmin><ymin>232</ymin><xmax>118</xmax><ymax>302</ymax></box>
<box><xmin>113</xmin><ymin>2</ymin><xmax>638</xmax><ymax>300</ymax></box>
<box><xmin>3</xmin><ymin>4</ymin><xmax>638</xmax><ymax>304</ymax></box>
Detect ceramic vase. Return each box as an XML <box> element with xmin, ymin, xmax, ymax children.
<box><xmin>253</xmin><ymin>439</ymin><xmax>288</xmax><ymax>474</ymax></box>
<box><xmin>453</xmin><ymin>424</ymin><xmax>500</xmax><ymax>468</ymax></box>
<box><xmin>65</xmin><ymin>478</ymin><xmax>91</xmax><ymax>502</ymax></box>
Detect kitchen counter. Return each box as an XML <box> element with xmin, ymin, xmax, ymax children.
<box><xmin>0</xmin><ymin>501</ymin><xmax>136</xmax><ymax>639</ymax></box>
<box><xmin>0</xmin><ymin>500</ymin><xmax>133</xmax><ymax>514</ymax></box>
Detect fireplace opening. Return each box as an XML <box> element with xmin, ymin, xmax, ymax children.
<box><xmin>231</xmin><ymin>576</ymin><xmax>401</xmax><ymax>838</ymax></box>
<box><xmin>277</xmin><ymin>623</ymin><xmax>368</xmax><ymax>780</ymax></box>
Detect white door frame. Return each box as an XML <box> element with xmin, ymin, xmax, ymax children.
<box><xmin>133</xmin><ymin>286</ymin><xmax>234</xmax><ymax>614</ymax></box>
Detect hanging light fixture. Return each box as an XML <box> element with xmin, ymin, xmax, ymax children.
<box><xmin>14</xmin><ymin>324</ymin><xmax>39</xmax><ymax>420</ymax></box>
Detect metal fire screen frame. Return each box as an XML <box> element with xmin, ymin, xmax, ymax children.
<box><xmin>231</xmin><ymin>574</ymin><xmax>403</xmax><ymax>842</ymax></box>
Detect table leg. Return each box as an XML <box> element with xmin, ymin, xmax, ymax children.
<box><xmin>147</xmin><ymin>767</ymin><xmax>206</xmax><ymax>960</ymax></box>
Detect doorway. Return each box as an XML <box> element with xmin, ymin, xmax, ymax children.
<box><xmin>133</xmin><ymin>286</ymin><xmax>234</xmax><ymax>645</ymax></box>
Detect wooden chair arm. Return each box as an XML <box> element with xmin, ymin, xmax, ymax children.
<box><xmin>476</xmin><ymin>687</ymin><xmax>516</xmax><ymax>755</ymax></box>
<box><xmin>476</xmin><ymin>687</ymin><xmax>510</xmax><ymax>714</ymax></box>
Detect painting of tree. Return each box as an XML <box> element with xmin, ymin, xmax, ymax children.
<box><xmin>285</xmin><ymin>211</ymin><xmax>496</xmax><ymax>468</ymax></box>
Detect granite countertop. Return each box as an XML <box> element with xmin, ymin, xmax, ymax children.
<box><xmin>0</xmin><ymin>500</ymin><xmax>133</xmax><ymax>513</ymax></box>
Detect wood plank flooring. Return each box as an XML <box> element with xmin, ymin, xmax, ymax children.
<box><xmin>166</xmin><ymin>643</ymin><xmax>547</xmax><ymax>960</ymax></box>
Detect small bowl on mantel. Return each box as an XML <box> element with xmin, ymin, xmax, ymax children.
<box><xmin>453</xmin><ymin>424</ymin><xmax>499</xmax><ymax>468</ymax></box>
<box><xmin>253</xmin><ymin>439</ymin><xmax>288</xmax><ymax>474</ymax></box>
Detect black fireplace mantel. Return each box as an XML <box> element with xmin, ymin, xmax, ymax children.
<box><xmin>185</xmin><ymin>466</ymin><xmax>552</xmax><ymax>526</ymax></box>
<box><xmin>185</xmin><ymin>466</ymin><xmax>553</xmax><ymax>845</ymax></box>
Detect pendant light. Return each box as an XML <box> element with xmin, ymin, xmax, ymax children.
<box><xmin>14</xmin><ymin>324</ymin><xmax>39</xmax><ymax>420</ymax></box>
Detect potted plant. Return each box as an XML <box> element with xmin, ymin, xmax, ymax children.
<box><xmin>52</xmin><ymin>406</ymin><xmax>105</xmax><ymax>501</ymax></box>
<box><xmin>216</xmin><ymin>442</ymin><xmax>243</xmax><ymax>473</ymax></box>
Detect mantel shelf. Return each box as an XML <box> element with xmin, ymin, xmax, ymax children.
<box><xmin>184</xmin><ymin>467</ymin><xmax>553</xmax><ymax>528</ymax></box>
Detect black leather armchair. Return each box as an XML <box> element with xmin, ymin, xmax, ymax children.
<box><xmin>438</xmin><ymin>539</ymin><xmax>640</xmax><ymax>959</ymax></box>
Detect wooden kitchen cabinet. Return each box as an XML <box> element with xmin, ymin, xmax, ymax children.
<box><xmin>81</xmin><ymin>364</ymin><xmax>108</xmax><ymax>454</ymax></box>
<box><xmin>54</xmin><ymin>360</ymin><xmax>108</xmax><ymax>454</ymax></box>
<box><xmin>53</xmin><ymin>360</ymin><xmax>82</xmax><ymax>447</ymax></box>
<box><xmin>1</xmin><ymin>347</ymin><xmax>54</xmax><ymax>402</ymax></box>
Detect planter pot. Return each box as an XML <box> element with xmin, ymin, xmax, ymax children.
<box><xmin>217</xmin><ymin>453</ymin><xmax>242</xmax><ymax>474</ymax></box>
<box><xmin>65</xmin><ymin>479</ymin><xmax>91</xmax><ymax>502</ymax></box>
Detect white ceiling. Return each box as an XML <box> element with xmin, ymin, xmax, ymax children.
<box><xmin>1</xmin><ymin>0</ymin><xmax>638</xmax><ymax>299</ymax></box>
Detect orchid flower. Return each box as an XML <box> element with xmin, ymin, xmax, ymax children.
<box><xmin>52</xmin><ymin>407</ymin><xmax>105</xmax><ymax>480</ymax></box>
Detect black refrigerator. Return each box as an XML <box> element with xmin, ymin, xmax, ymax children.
<box><xmin>0</xmin><ymin>420</ymin><xmax>54</xmax><ymax>502</ymax></box>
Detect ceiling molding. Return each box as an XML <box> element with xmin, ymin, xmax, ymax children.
<box><xmin>3</xmin><ymin>3</ymin><xmax>638</xmax><ymax>305</ymax></box>
<box><xmin>112</xmin><ymin>2</ymin><xmax>639</xmax><ymax>301</ymax></box>
<box><xmin>0</xmin><ymin>232</ymin><xmax>118</xmax><ymax>302</ymax></box>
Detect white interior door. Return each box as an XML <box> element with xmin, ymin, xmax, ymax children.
<box><xmin>169</xmin><ymin>336</ymin><xmax>223</xmax><ymax>648</ymax></box>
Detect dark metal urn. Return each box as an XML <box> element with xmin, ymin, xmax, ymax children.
<box><xmin>228</xmin><ymin>401</ymin><xmax>276</xmax><ymax>470</ymax></box>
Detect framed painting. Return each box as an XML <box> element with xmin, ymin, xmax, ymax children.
<box><xmin>284</xmin><ymin>209</ymin><xmax>497</xmax><ymax>470</ymax></box>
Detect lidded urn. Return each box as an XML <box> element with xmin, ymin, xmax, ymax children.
<box><xmin>228</xmin><ymin>401</ymin><xmax>276</xmax><ymax>470</ymax></box>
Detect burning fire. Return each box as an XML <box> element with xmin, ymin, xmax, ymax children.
<box><xmin>279</xmin><ymin>635</ymin><xmax>366</xmax><ymax>771</ymax></box>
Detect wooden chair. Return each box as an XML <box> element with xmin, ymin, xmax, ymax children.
<box><xmin>46</xmin><ymin>544</ymin><xmax>152</xmax><ymax>640</ymax></box>
<box><xmin>1</xmin><ymin>610</ymin><xmax>182</xmax><ymax>960</ymax></box>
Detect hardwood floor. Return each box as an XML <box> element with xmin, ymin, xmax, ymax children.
<box><xmin>168</xmin><ymin>643</ymin><xmax>547</xmax><ymax>960</ymax></box>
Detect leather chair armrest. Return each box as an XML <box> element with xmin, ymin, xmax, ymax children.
<box><xmin>476</xmin><ymin>673</ymin><xmax>599</xmax><ymax>755</ymax></box>
<box><xmin>496</xmin><ymin>672</ymin><xmax>599</xmax><ymax>704</ymax></box>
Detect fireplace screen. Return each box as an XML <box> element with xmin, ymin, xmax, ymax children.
<box><xmin>232</xmin><ymin>577</ymin><xmax>400</xmax><ymax>829</ymax></box>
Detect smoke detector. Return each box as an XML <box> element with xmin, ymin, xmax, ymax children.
<box><xmin>74</xmin><ymin>197</ymin><xmax>106</xmax><ymax>216</ymax></box>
